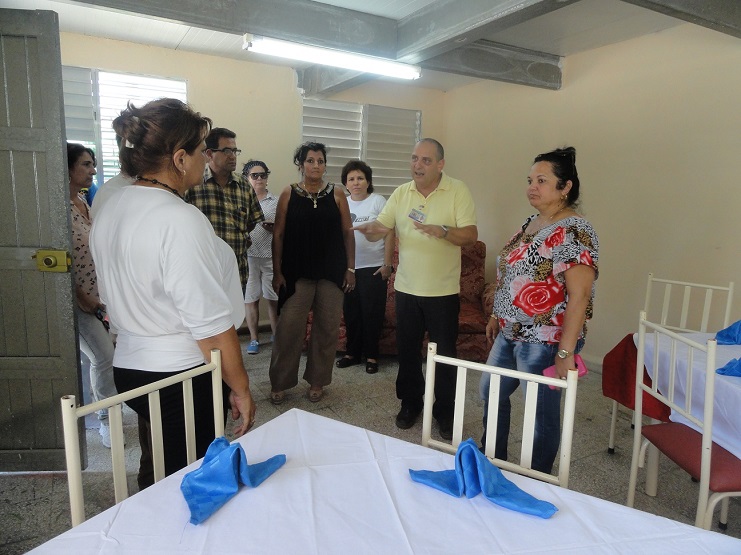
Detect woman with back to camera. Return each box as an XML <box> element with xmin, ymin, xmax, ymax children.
<box><xmin>480</xmin><ymin>146</ymin><xmax>598</xmax><ymax>474</ymax></box>
<box><xmin>335</xmin><ymin>160</ymin><xmax>395</xmax><ymax>374</ymax></box>
<box><xmin>268</xmin><ymin>142</ymin><xmax>355</xmax><ymax>405</ymax></box>
<box><xmin>242</xmin><ymin>159</ymin><xmax>279</xmax><ymax>355</ymax></box>
<box><xmin>90</xmin><ymin>98</ymin><xmax>256</xmax><ymax>484</ymax></box>
<box><xmin>68</xmin><ymin>143</ymin><xmax>118</xmax><ymax>449</ymax></box>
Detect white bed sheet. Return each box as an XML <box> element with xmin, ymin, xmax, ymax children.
<box><xmin>637</xmin><ymin>332</ymin><xmax>741</xmax><ymax>459</ymax></box>
<box><xmin>31</xmin><ymin>409</ymin><xmax>741</xmax><ymax>554</ymax></box>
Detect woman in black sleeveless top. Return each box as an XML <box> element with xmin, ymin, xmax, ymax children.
<box><xmin>269</xmin><ymin>143</ymin><xmax>355</xmax><ymax>404</ymax></box>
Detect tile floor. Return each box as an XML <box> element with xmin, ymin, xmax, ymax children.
<box><xmin>1</xmin><ymin>334</ymin><xmax>738</xmax><ymax>553</ymax></box>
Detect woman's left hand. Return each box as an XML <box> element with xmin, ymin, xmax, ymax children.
<box><xmin>343</xmin><ymin>269</ymin><xmax>356</xmax><ymax>292</ymax></box>
<box><xmin>554</xmin><ymin>354</ymin><xmax>573</xmax><ymax>380</ymax></box>
<box><xmin>374</xmin><ymin>265</ymin><xmax>393</xmax><ymax>280</ymax></box>
<box><xmin>229</xmin><ymin>390</ymin><xmax>256</xmax><ymax>436</ymax></box>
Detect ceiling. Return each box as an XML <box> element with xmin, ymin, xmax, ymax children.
<box><xmin>1</xmin><ymin>0</ymin><xmax>738</xmax><ymax>94</ymax></box>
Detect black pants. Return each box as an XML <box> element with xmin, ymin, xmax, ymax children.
<box><xmin>343</xmin><ymin>266</ymin><xmax>388</xmax><ymax>360</ymax></box>
<box><xmin>114</xmin><ymin>366</ymin><xmax>227</xmax><ymax>481</ymax></box>
<box><xmin>395</xmin><ymin>291</ymin><xmax>459</xmax><ymax>419</ymax></box>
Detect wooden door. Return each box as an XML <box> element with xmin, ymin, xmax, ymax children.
<box><xmin>0</xmin><ymin>9</ymin><xmax>83</xmax><ymax>470</ymax></box>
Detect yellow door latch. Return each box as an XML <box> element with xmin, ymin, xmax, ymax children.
<box><xmin>32</xmin><ymin>249</ymin><xmax>71</xmax><ymax>272</ymax></box>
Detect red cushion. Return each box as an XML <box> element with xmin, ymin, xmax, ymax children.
<box><xmin>460</xmin><ymin>241</ymin><xmax>486</xmax><ymax>305</ymax></box>
<box><xmin>306</xmin><ymin>240</ymin><xmax>491</xmax><ymax>361</ymax></box>
<box><xmin>602</xmin><ymin>334</ymin><xmax>671</xmax><ymax>422</ymax></box>
<box><xmin>459</xmin><ymin>302</ymin><xmax>487</xmax><ymax>333</ymax></box>
<box><xmin>643</xmin><ymin>422</ymin><xmax>741</xmax><ymax>492</ymax></box>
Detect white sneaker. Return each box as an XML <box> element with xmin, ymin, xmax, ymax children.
<box><xmin>99</xmin><ymin>423</ymin><xmax>111</xmax><ymax>448</ymax></box>
<box><xmin>99</xmin><ymin>423</ymin><xmax>126</xmax><ymax>449</ymax></box>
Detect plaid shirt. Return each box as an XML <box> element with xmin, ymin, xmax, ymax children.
<box><xmin>185</xmin><ymin>167</ymin><xmax>264</xmax><ymax>288</ymax></box>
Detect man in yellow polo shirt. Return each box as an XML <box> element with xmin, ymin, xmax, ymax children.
<box><xmin>353</xmin><ymin>138</ymin><xmax>477</xmax><ymax>439</ymax></box>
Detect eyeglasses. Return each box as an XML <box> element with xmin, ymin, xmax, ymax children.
<box><xmin>248</xmin><ymin>172</ymin><xmax>270</xmax><ymax>180</ymax></box>
<box><xmin>210</xmin><ymin>148</ymin><xmax>242</xmax><ymax>156</ymax></box>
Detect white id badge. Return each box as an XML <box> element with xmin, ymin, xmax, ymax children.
<box><xmin>408</xmin><ymin>208</ymin><xmax>426</xmax><ymax>223</ymax></box>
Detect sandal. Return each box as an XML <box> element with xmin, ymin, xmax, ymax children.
<box><xmin>308</xmin><ymin>387</ymin><xmax>324</xmax><ymax>403</ymax></box>
<box><xmin>366</xmin><ymin>360</ymin><xmax>379</xmax><ymax>374</ymax></box>
<box><xmin>270</xmin><ymin>391</ymin><xmax>285</xmax><ymax>405</ymax></box>
<box><xmin>336</xmin><ymin>356</ymin><xmax>360</xmax><ymax>368</ymax></box>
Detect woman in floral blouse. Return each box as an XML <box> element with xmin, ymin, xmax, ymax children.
<box><xmin>480</xmin><ymin>146</ymin><xmax>598</xmax><ymax>473</ymax></box>
<box><xmin>68</xmin><ymin>143</ymin><xmax>118</xmax><ymax>448</ymax></box>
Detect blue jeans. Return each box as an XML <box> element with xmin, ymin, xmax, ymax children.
<box><xmin>76</xmin><ymin>307</ymin><xmax>117</xmax><ymax>423</ymax></box>
<box><xmin>479</xmin><ymin>334</ymin><xmax>582</xmax><ymax>473</ymax></box>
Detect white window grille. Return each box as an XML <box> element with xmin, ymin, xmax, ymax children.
<box><xmin>62</xmin><ymin>67</ymin><xmax>187</xmax><ymax>184</ymax></box>
<box><xmin>302</xmin><ymin>99</ymin><xmax>421</xmax><ymax>196</ymax></box>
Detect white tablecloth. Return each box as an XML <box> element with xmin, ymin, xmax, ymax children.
<box><xmin>32</xmin><ymin>409</ymin><xmax>740</xmax><ymax>554</ymax></box>
<box><xmin>638</xmin><ymin>332</ymin><xmax>741</xmax><ymax>459</ymax></box>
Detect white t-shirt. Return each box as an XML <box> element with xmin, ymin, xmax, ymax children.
<box><xmin>90</xmin><ymin>186</ymin><xmax>245</xmax><ymax>372</ymax></box>
<box><xmin>89</xmin><ymin>172</ymin><xmax>135</xmax><ymax>220</ymax></box>
<box><xmin>348</xmin><ymin>193</ymin><xmax>387</xmax><ymax>269</ymax></box>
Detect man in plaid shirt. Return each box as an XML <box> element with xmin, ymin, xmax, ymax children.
<box><xmin>185</xmin><ymin>128</ymin><xmax>264</xmax><ymax>290</ymax></box>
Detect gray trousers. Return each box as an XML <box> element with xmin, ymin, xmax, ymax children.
<box><xmin>269</xmin><ymin>278</ymin><xmax>344</xmax><ymax>391</ymax></box>
<box><xmin>76</xmin><ymin>306</ymin><xmax>117</xmax><ymax>422</ymax></box>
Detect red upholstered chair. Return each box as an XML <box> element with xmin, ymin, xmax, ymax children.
<box><xmin>602</xmin><ymin>334</ymin><xmax>671</xmax><ymax>454</ymax></box>
<box><xmin>603</xmin><ymin>273</ymin><xmax>734</xmax><ymax>454</ymax></box>
<box><xmin>627</xmin><ymin>313</ymin><xmax>741</xmax><ymax>530</ymax></box>
<box><xmin>306</xmin><ymin>240</ymin><xmax>493</xmax><ymax>363</ymax></box>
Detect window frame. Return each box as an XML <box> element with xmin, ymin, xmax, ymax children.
<box><xmin>302</xmin><ymin>98</ymin><xmax>421</xmax><ymax>196</ymax></box>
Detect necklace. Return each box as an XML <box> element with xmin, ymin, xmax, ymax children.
<box><xmin>527</xmin><ymin>206</ymin><xmax>567</xmax><ymax>235</ymax></box>
<box><xmin>136</xmin><ymin>176</ymin><xmax>183</xmax><ymax>200</ymax></box>
<box><xmin>73</xmin><ymin>192</ymin><xmax>90</xmax><ymax>218</ymax></box>
<box><xmin>299</xmin><ymin>182</ymin><xmax>324</xmax><ymax>208</ymax></box>
<box><xmin>542</xmin><ymin>206</ymin><xmax>565</xmax><ymax>223</ymax></box>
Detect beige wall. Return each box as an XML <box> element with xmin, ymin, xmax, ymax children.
<box><xmin>436</xmin><ymin>23</ymin><xmax>741</xmax><ymax>364</ymax></box>
<box><xmin>60</xmin><ymin>25</ymin><xmax>740</xmax><ymax>364</ymax></box>
<box><xmin>60</xmin><ymin>33</ymin><xmax>304</xmax><ymax>190</ymax></box>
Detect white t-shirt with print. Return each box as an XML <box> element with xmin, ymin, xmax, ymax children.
<box><xmin>348</xmin><ymin>193</ymin><xmax>387</xmax><ymax>269</ymax></box>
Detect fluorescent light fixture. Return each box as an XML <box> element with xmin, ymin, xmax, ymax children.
<box><xmin>243</xmin><ymin>34</ymin><xmax>421</xmax><ymax>80</ymax></box>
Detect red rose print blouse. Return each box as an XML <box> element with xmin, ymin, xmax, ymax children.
<box><xmin>493</xmin><ymin>215</ymin><xmax>599</xmax><ymax>344</ymax></box>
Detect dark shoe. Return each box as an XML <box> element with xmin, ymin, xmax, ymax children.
<box><xmin>437</xmin><ymin>416</ymin><xmax>453</xmax><ymax>441</ymax></box>
<box><xmin>395</xmin><ymin>406</ymin><xmax>421</xmax><ymax>429</ymax></box>
<box><xmin>365</xmin><ymin>360</ymin><xmax>379</xmax><ymax>374</ymax></box>
<box><xmin>336</xmin><ymin>356</ymin><xmax>360</xmax><ymax>368</ymax></box>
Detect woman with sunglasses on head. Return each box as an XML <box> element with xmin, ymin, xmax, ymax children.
<box><xmin>242</xmin><ymin>160</ymin><xmax>279</xmax><ymax>354</ymax></box>
<box><xmin>336</xmin><ymin>160</ymin><xmax>395</xmax><ymax>375</ymax></box>
<box><xmin>479</xmin><ymin>146</ymin><xmax>599</xmax><ymax>474</ymax></box>
<box><xmin>90</xmin><ymin>99</ymin><xmax>256</xmax><ymax>486</ymax></box>
<box><xmin>268</xmin><ymin>142</ymin><xmax>355</xmax><ymax>405</ymax></box>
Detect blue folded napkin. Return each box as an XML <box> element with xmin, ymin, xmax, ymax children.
<box><xmin>180</xmin><ymin>436</ymin><xmax>286</xmax><ymax>524</ymax></box>
<box><xmin>717</xmin><ymin>358</ymin><xmax>741</xmax><ymax>377</ymax></box>
<box><xmin>716</xmin><ymin>320</ymin><xmax>741</xmax><ymax>345</ymax></box>
<box><xmin>409</xmin><ymin>438</ymin><xmax>558</xmax><ymax>519</ymax></box>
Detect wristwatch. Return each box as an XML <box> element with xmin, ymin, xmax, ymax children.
<box><xmin>440</xmin><ymin>225</ymin><xmax>449</xmax><ymax>238</ymax></box>
<box><xmin>557</xmin><ymin>349</ymin><xmax>572</xmax><ymax>359</ymax></box>
<box><xmin>347</xmin><ymin>268</ymin><xmax>355</xmax><ymax>274</ymax></box>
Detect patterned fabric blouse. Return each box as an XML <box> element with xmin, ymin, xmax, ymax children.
<box><xmin>493</xmin><ymin>215</ymin><xmax>599</xmax><ymax>344</ymax></box>
<box><xmin>70</xmin><ymin>196</ymin><xmax>100</xmax><ymax>312</ymax></box>
<box><xmin>247</xmin><ymin>191</ymin><xmax>278</xmax><ymax>259</ymax></box>
<box><xmin>185</xmin><ymin>168</ymin><xmax>264</xmax><ymax>288</ymax></box>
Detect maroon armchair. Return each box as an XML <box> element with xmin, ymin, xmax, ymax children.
<box><xmin>305</xmin><ymin>240</ymin><xmax>494</xmax><ymax>363</ymax></box>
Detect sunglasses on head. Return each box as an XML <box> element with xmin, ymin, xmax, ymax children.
<box><xmin>248</xmin><ymin>171</ymin><xmax>269</xmax><ymax>180</ymax></box>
